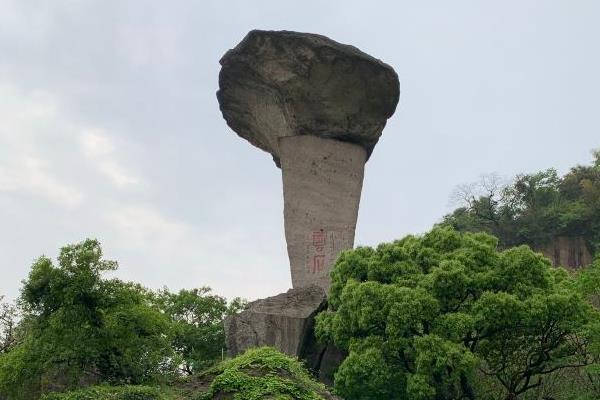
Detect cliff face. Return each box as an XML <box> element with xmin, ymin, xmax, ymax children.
<box><xmin>536</xmin><ymin>236</ymin><xmax>593</xmax><ymax>268</ymax></box>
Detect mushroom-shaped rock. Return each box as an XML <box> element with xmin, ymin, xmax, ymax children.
<box><xmin>217</xmin><ymin>29</ymin><xmax>399</xmax><ymax>166</ymax></box>
<box><xmin>217</xmin><ymin>30</ymin><xmax>400</xmax><ymax>292</ymax></box>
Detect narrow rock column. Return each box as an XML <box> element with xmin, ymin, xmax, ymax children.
<box><xmin>279</xmin><ymin>136</ymin><xmax>367</xmax><ymax>291</ymax></box>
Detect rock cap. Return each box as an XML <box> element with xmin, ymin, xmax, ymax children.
<box><xmin>217</xmin><ymin>30</ymin><xmax>400</xmax><ymax>166</ymax></box>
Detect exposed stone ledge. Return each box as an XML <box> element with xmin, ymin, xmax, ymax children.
<box><xmin>224</xmin><ymin>286</ymin><xmax>345</xmax><ymax>385</ymax></box>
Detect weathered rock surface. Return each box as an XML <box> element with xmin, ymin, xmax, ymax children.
<box><xmin>217</xmin><ymin>29</ymin><xmax>400</xmax><ymax>166</ymax></box>
<box><xmin>224</xmin><ymin>285</ymin><xmax>327</xmax><ymax>357</ymax></box>
<box><xmin>217</xmin><ymin>30</ymin><xmax>400</xmax><ymax>290</ymax></box>
<box><xmin>317</xmin><ymin>345</ymin><xmax>347</xmax><ymax>387</ymax></box>
<box><xmin>536</xmin><ymin>235</ymin><xmax>593</xmax><ymax>268</ymax></box>
<box><xmin>280</xmin><ymin>135</ymin><xmax>366</xmax><ymax>292</ymax></box>
<box><xmin>224</xmin><ymin>286</ymin><xmax>345</xmax><ymax>384</ymax></box>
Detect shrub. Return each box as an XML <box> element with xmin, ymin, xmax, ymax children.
<box><xmin>316</xmin><ymin>227</ymin><xmax>600</xmax><ymax>400</ymax></box>
<box><xmin>41</xmin><ymin>385</ymin><xmax>170</xmax><ymax>400</ymax></box>
<box><xmin>198</xmin><ymin>347</ymin><xmax>334</xmax><ymax>400</ymax></box>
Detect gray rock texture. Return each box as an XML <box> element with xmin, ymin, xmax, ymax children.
<box><xmin>224</xmin><ymin>286</ymin><xmax>345</xmax><ymax>385</ymax></box>
<box><xmin>317</xmin><ymin>345</ymin><xmax>347</xmax><ymax>386</ymax></box>
<box><xmin>224</xmin><ymin>285</ymin><xmax>327</xmax><ymax>358</ymax></box>
<box><xmin>217</xmin><ymin>29</ymin><xmax>400</xmax><ymax>166</ymax></box>
<box><xmin>217</xmin><ymin>30</ymin><xmax>399</xmax><ymax>291</ymax></box>
<box><xmin>536</xmin><ymin>236</ymin><xmax>593</xmax><ymax>268</ymax></box>
<box><xmin>280</xmin><ymin>135</ymin><xmax>366</xmax><ymax>292</ymax></box>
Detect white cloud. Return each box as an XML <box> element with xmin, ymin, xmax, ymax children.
<box><xmin>0</xmin><ymin>155</ymin><xmax>84</xmax><ymax>207</ymax></box>
<box><xmin>105</xmin><ymin>204</ymin><xmax>188</xmax><ymax>250</ymax></box>
<box><xmin>102</xmin><ymin>202</ymin><xmax>289</xmax><ymax>300</ymax></box>
<box><xmin>82</xmin><ymin>129</ymin><xmax>140</xmax><ymax>188</ymax></box>
<box><xmin>0</xmin><ymin>82</ymin><xmax>141</xmax><ymax>213</ymax></box>
<box><xmin>0</xmin><ymin>84</ymin><xmax>84</xmax><ymax>207</ymax></box>
<box><xmin>0</xmin><ymin>80</ymin><xmax>288</xmax><ymax>302</ymax></box>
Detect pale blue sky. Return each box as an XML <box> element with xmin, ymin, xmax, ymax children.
<box><xmin>1</xmin><ymin>0</ymin><xmax>599</xmax><ymax>301</ymax></box>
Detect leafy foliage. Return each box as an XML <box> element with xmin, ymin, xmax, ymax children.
<box><xmin>0</xmin><ymin>240</ymin><xmax>174</xmax><ymax>399</ymax></box>
<box><xmin>198</xmin><ymin>347</ymin><xmax>333</xmax><ymax>400</ymax></box>
<box><xmin>0</xmin><ymin>239</ymin><xmax>243</xmax><ymax>400</ymax></box>
<box><xmin>443</xmin><ymin>151</ymin><xmax>600</xmax><ymax>255</ymax></box>
<box><xmin>316</xmin><ymin>227</ymin><xmax>600</xmax><ymax>400</ymax></box>
<box><xmin>41</xmin><ymin>385</ymin><xmax>171</xmax><ymax>400</ymax></box>
<box><xmin>157</xmin><ymin>287</ymin><xmax>246</xmax><ymax>374</ymax></box>
<box><xmin>0</xmin><ymin>295</ymin><xmax>18</xmax><ymax>354</ymax></box>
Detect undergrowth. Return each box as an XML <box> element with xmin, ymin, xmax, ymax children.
<box><xmin>198</xmin><ymin>347</ymin><xmax>331</xmax><ymax>400</ymax></box>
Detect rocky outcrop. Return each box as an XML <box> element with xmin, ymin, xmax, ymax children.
<box><xmin>176</xmin><ymin>347</ymin><xmax>342</xmax><ymax>399</ymax></box>
<box><xmin>536</xmin><ymin>236</ymin><xmax>593</xmax><ymax>268</ymax></box>
<box><xmin>280</xmin><ymin>136</ymin><xmax>366</xmax><ymax>291</ymax></box>
<box><xmin>224</xmin><ymin>286</ymin><xmax>327</xmax><ymax>357</ymax></box>
<box><xmin>224</xmin><ymin>286</ymin><xmax>345</xmax><ymax>384</ymax></box>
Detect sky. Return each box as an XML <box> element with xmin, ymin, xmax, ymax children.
<box><xmin>1</xmin><ymin>0</ymin><xmax>599</xmax><ymax>302</ymax></box>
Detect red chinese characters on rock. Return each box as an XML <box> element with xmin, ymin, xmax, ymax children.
<box><xmin>310</xmin><ymin>229</ymin><xmax>326</xmax><ymax>274</ymax></box>
<box><xmin>306</xmin><ymin>229</ymin><xmax>346</xmax><ymax>277</ymax></box>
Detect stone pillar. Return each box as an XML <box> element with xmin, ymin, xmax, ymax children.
<box><xmin>217</xmin><ymin>29</ymin><xmax>400</xmax><ymax>383</ymax></box>
<box><xmin>279</xmin><ymin>136</ymin><xmax>366</xmax><ymax>291</ymax></box>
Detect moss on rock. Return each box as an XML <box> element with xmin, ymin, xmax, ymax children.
<box><xmin>39</xmin><ymin>348</ymin><xmax>339</xmax><ymax>400</ymax></box>
<box><xmin>41</xmin><ymin>385</ymin><xmax>173</xmax><ymax>400</ymax></box>
<box><xmin>191</xmin><ymin>347</ymin><xmax>339</xmax><ymax>400</ymax></box>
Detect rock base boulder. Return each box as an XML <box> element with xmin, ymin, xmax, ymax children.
<box><xmin>224</xmin><ymin>286</ymin><xmax>326</xmax><ymax>357</ymax></box>
<box><xmin>224</xmin><ymin>286</ymin><xmax>345</xmax><ymax>384</ymax></box>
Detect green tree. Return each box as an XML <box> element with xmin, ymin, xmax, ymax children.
<box><xmin>316</xmin><ymin>227</ymin><xmax>600</xmax><ymax>400</ymax></box>
<box><xmin>0</xmin><ymin>295</ymin><xmax>18</xmax><ymax>354</ymax></box>
<box><xmin>0</xmin><ymin>239</ymin><xmax>175</xmax><ymax>400</ymax></box>
<box><xmin>443</xmin><ymin>150</ymin><xmax>600</xmax><ymax>258</ymax></box>
<box><xmin>157</xmin><ymin>287</ymin><xmax>246</xmax><ymax>374</ymax></box>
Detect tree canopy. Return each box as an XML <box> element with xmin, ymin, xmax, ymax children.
<box><xmin>442</xmin><ymin>150</ymin><xmax>600</xmax><ymax>256</ymax></box>
<box><xmin>0</xmin><ymin>296</ymin><xmax>17</xmax><ymax>355</ymax></box>
<box><xmin>157</xmin><ymin>287</ymin><xmax>245</xmax><ymax>375</ymax></box>
<box><xmin>316</xmin><ymin>227</ymin><xmax>600</xmax><ymax>400</ymax></box>
<box><xmin>0</xmin><ymin>239</ymin><xmax>242</xmax><ymax>400</ymax></box>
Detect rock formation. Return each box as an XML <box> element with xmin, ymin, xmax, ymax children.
<box><xmin>224</xmin><ymin>285</ymin><xmax>326</xmax><ymax>358</ymax></box>
<box><xmin>223</xmin><ymin>286</ymin><xmax>345</xmax><ymax>385</ymax></box>
<box><xmin>536</xmin><ymin>236</ymin><xmax>593</xmax><ymax>268</ymax></box>
<box><xmin>218</xmin><ymin>30</ymin><xmax>399</xmax><ymax>291</ymax></box>
<box><xmin>218</xmin><ymin>30</ymin><xmax>399</xmax><ymax>383</ymax></box>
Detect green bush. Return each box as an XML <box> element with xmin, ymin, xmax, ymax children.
<box><xmin>198</xmin><ymin>347</ymin><xmax>332</xmax><ymax>400</ymax></box>
<box><xmin>0</xmin><ymin>239</ymin><xmax>245</xmax><ymax>399</ymax></box>
<box><xmin>0</xmin><ymin>240</ymin><xmax>175</xmax><ymax>399</ymax></box>
<box><xmin>41</xmin><ymin>385</ymin><xmax>170</xmax><ymax>400</ymax></box>
<box><xmin>316</xmin><ymin>227</ymin><xmax>600</xmax><ymax>400</ymax></box>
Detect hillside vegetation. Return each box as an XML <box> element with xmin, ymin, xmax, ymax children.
<box><xmin>0</xmin><ymin>239</ymin><xmax>244</xmax><ymax>400</ymax></box>
<box><xmin>316</xmin><ymin>227</ymin><xmax>600</xmax><ymax>400</ymax></box>
<box><xmin>442</xmin><ymin>151</ymin><xmax>600</xmax><ymax>257</ymax></box>
<box><xmin>2</xmin><ymin>152</ymin><xmax>600</xmax><ymax>400</ymax></box>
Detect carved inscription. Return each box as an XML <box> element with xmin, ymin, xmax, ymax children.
<box><xmin>306</xmin><ymin>229</ymin><xmax>348</xmax><ymax>276</ymax></box>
